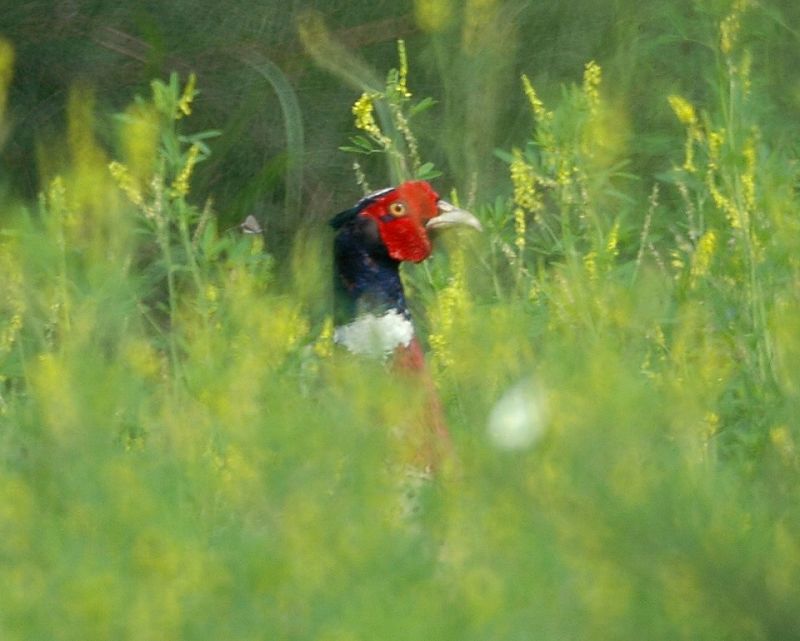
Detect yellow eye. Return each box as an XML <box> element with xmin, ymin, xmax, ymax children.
<box><xmin>389</xmin><ymin>202</ymin><xmax>406</xmax><ymax>217</ymax></box>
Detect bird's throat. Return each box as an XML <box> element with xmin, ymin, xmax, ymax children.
<box><xmin>333</xmin><ymin>309</ymin><xmax>415</xmax><ymax>357</ymax></box>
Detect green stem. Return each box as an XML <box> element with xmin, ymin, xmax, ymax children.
<box><xmin>156</xmin><ymin>215</ymin><xmax>181</xmax><ymax>388</ymax></box>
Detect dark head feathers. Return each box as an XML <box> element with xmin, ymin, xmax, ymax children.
<box><xmin>329</xmin><ymin>187</ymin><xmax>396</xmax><ymax>230</ymax></box>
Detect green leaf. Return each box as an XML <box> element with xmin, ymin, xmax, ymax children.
<box><xmin>415</xmin><ymin>162</ymin><xmax>442</xmax><ymax>180</ymax></box>
<box><xmin>409</xmin><ymin>97</ymin><xmax>437</xmax><ymax>117</ymax></box>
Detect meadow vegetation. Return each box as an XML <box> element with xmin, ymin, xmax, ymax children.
<box><xmin>2</xmin><ymin>1</ymin><xmax>800</xmax><ymax>639</ymax></box>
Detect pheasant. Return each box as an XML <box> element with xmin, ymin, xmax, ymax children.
<box><xmin>330</xmin><ymin>180</ymin><xmax>481</xmax><ymax>470</ymax></box>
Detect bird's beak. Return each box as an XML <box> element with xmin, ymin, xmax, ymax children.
<box><xmin>426</xmin><ymin>200</ymin><xmax>483</xmax><ymax>232</ymax></box>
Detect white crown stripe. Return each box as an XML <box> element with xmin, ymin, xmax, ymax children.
<box><xmin>355</xmin><ymin>187</ymin><xmax>395</xmax><ymax>209</ymax></box>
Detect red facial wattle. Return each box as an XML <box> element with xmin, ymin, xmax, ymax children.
<box><xmin>378</xmin><ymin>217</ymin><xmax>432</xmax><ymax>263</ymax></box>
<box><xmin>360</xmin><ymin>180</ymin><xmax>440</xmax><ymax>263</ymax></box>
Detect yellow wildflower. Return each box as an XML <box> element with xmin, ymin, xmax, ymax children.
<box><xmin>353</xmin><ymin>93</ymin><xmax>378</xmax><ymax>135</ymax></box>
<box><xmin>171</xmin><ymin>143</ymin><xmax>201</xmax><ymax>197</ymax></box>
<box><xmin>720</xmin><ymin>0</ymin><xmax>750</xmax><ymax>56</ymax></box>
<box><xmin>0</xmin><ymin>312</ymin><xmax>22</xmax><ymax>355</ymax></box>
<box><xmin>556</xmin><ymin>162</ymin><xmax>573</xmax><ymax>189</ymax></box>
<box><xmin>651</xmin><ymin>324</ymin><xmax>666</xmax><ymax>350</ymax></box>
<box><xmin>353</xmin><ymin>160</ymin><xmax>371</xmax><ymax>194</ymax></box>
<box><xmin>583</xmin><ymin>250</ymin><xmax>598</xmax><ymax>281</ymax></box>
<box><xmin>509</xmin><ymin>148</ymin><xmax>540</xmax><ymax>212</ymax></box>
<box><xmin>606</xmin><ymin>220</ymin><xmax>620</xmax><ymax>258</ymax></box>
<box><xmin>742</xmin><ymin>133</ymin><xmax>757</xmax><ymax>212</ymax></box>
<box><xmin>668</xmin><ymin>95</ymin><xmax>697</xmax><ymax>128</ymax></box>
<box><xmin>46</xmin><ymin>175</ymin><xmax>69</xmax><ymax>223</ymax></box>
<box><xmin>393</xmin><ymin>107</ymin><xmax>421</xmax><ymax>172</ymax></box>
<box><xmin>740</xmin><ymin>50</ymin><xmax>752</xmax><ymax>95</ymax></box>
<box><xmin>108</xmin><ymin>161</ymin><xmax>144</xmax><ymax>206</ymax></box>
<box><xmin>0</xmin><ymin>38</ymin><xmax>14</xmax><ymax>124</ymax></box>
<box><xmin>707</xmin><ymin>175</ymin><xmax>742</xmax><ymax>230</ymax></box>
<box><xmin>668</xmin><ymin>95</ymin><xmax>703</xmax><ymax>173</ymax></box>
<box><xmin>582</xmin><ymin>60</ymin><xmax>602</xmax><ymax>114</ymax></box>
<box><xmin>396</xmin><ymin>40</ymin><xmax>412</xmax><ymax>99</ymax></box>
<box><xmin>528</xmin><ymin>278</ymin><xmax>541</xmax><ymax>302</ymax></box>
<box><xmin>429</xmin><ymin>250</ymin><xmax>468</xmax><ymax>369</ymax></box>
<box><xmin>707</xmin><ymin>129</ymin><xmax>724</xmax><ymax>171</ymax></box>
<box><xmin>313</xmin><ymin>317</ymin><xmax>335</xmax><ymax>359</ymax></box>
<box><xmin>521</xmin><ymin>74</ymin><xmax>550</xmax><ymax>123</ymax></box>
<box><xmin>514</xmin><ymin>207</ymin><xmax>526</xmax><ymax>252</ymax></box>
<box><xmin>690</xmin><ymin>229</ymin><xmax>717</xmax><ymax>287</ymax></box>
<box><xmin>352</xmin><ymin>92</ymin><xmax>391</xmax><ymax>148</ymax></box>
<box><xmin>177</xmin><ymin>73</ymin><xmax>197</xmax><ymax>119</ymax></box>
<box><xmin>669</xmin><ymin>248</ymin><xmax>685</xmax><ymax>273</ymax></box>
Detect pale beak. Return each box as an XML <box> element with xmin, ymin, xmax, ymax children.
<box><xmin>426</xmin><ymin>200</ymin><xmax>483</xmax><ymax>232</ymax></box>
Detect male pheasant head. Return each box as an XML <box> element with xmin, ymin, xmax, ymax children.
<box><xmin>330</xmin><ymin>180</ymin><xmax>481</xmax><ymax>357</ymax></box>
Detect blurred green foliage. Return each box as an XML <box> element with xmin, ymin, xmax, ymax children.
<box><xmin>2</xmin><ymin>1</ymin><xmax>800</xmax><ymax>640</ymax></box>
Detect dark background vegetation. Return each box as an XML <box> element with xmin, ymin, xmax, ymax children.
<box><xmin>4</xmin><ymin>1</ymin><xmax>798</xmax><ymax>242</ymax></box>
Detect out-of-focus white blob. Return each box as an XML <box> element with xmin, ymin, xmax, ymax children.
<box><xmin>487</xmin><ymin>377</ymin><xmax>548</xmax><ymax>450</ymax></box>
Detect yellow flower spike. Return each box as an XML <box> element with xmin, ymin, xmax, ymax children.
<box><xmin>352</xmin><ymin>160</ymin><xmax>371</xmax><ymax>194</ymax></box>
<box><xmin>742</xmin><ymin>133</ymin><xmax>758</xmax><ymax>212</ymax></box>
<box><xmin>353</xmin><ymin>92</ymin><xmax>376</xmax><ymax>132</ymax></box>
<box><xmin>509</xmin><ymin>148</ymin><xmax>540</xmax><ymax>213</ymax></box>
<box><xmin>47</xmin><ymin>175</ymin><xmax>69</xmax><ymax>220</ymax></box>
<box><xmin>690</xmin><ymin>229</ymin><xmax>717</xmax><ymax>288</ymax></box>
<box><xmin>606</xmin><ymin>220</ymin><xmax>620</xmax><ymax>258</ymax></box>
<box><xmin>0</xmin><ymin>38</ymin><xmax>14</xmax><ymax>124</ymax></box>
<box><xmin>668</xmin><ymin>95</ymin><xmax>704</xmax><ymax>173</ymax></box>
<box><xmin>393</xmin><ymin>107</ymin><xmax>421</xmax><ymax>171</ymax></box>
<box><xmin>668</xmin><ymin>95</ymin><xmax>697</xmax><ymax>128</ymax></box>
<box><xmin>652</xmin><ymin>324</ymin><xmax>667</xmax><ymax>350</ymax></box>
<box><xmin>556</xmin><ymin>162</ymin><xmax>573</xmax><ymax>189</ymax></box>
<box><xmin>583</xmin><ymin>250</ymin><xmax>598</xmax><ymax>281</ymax></box>
<box><xmin>313</xmin><ymin>317</ymin><xmax>335</xmax><ymax>359</ymax></box>
<box><xmin>707</xmin><ymin>130</ymin><xmax>725</xmax><ymax>171</ymax></box>
<box><xmin>740</xmin><ymin>50</ymin><xmax>752</xmax><ymax>95</ymax></box>
<box><xmin>0</xmin><ymin>250</ymin><xmax>26</xmax><ymax>360</ymax></box>
<box><xmin>177</xmin><ymin>73</ymin><xmax>197</xmax><ymax>119</ymax></box>
<box><xmin>521</xmin><ymin>74</ymin><xmax>550</xmax><ymax>123</ymax></box>
<box><xmin>682</xmin><ymin>138</ymin><xmax>697</xmax><ymax>173</ymax></box>
<box><xmin>108</xmin><ymin>161</ymin><xmax>144</xmax><ymax>206</ymax></box>
<box><xmin>528</xmin><ymin>278</ymin><xmax>541</xmax><ymax>302</ymax></box>
<box><xmin>513</xmin><ymin>207</ymin><xmax>526</xmax><ymax>252</ymax></box>
<box><xmin>396</xmin><ymin>40</ymin><xmax>412</xmax><ymax>99</ymax></box>
<box><xmin>707</xmin><ymin>174</ymin><xmax>741</xmax><ymax>230</ymax></box>
<box><xmin>582</xmin><ymin>60</ymin><xmax>602</xmax><ymax>114</ymax></box>
<box><xmin>171</xmin><ymin>143</ymin><xmax>201</xmax><ymax>197</ymax></box>
<box><xmin>0</xmin><ymin>313</ymin><xmax>22</xmax><ymax>356</ymax></box>
<box><xmin>669</xmin><ymin>248</ymin><xmax>685</xmax><ymax>274</ymax></box>
<box><xmin>720</xmin><ymin>0</ymin><xmax>750</xmax><ymax>56</ymax></box>
<box><xmin>429</xmin><ymin>249</ymin><xmax>468</xmax><ymax>370</ymax></box>
<box><xmin>352</xmin><ymin>92</ymin><xmax>391</xmax><ymax>148</ymax></box>
<box><xmin>205</xmin><ymin>284</ymin><xmax>219</xmax><ymax>304</ymax></box>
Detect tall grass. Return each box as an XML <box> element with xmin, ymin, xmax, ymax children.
<box><xmin>2</xmin><ymin>3</ymin><xmax>800</xmax><ymax>640</ymax></box>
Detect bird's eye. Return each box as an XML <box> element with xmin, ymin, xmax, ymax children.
<box><xmin>389</xmin><ymin>202</ymin><xmax>406</xmax><ymax>217</ymax></box>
